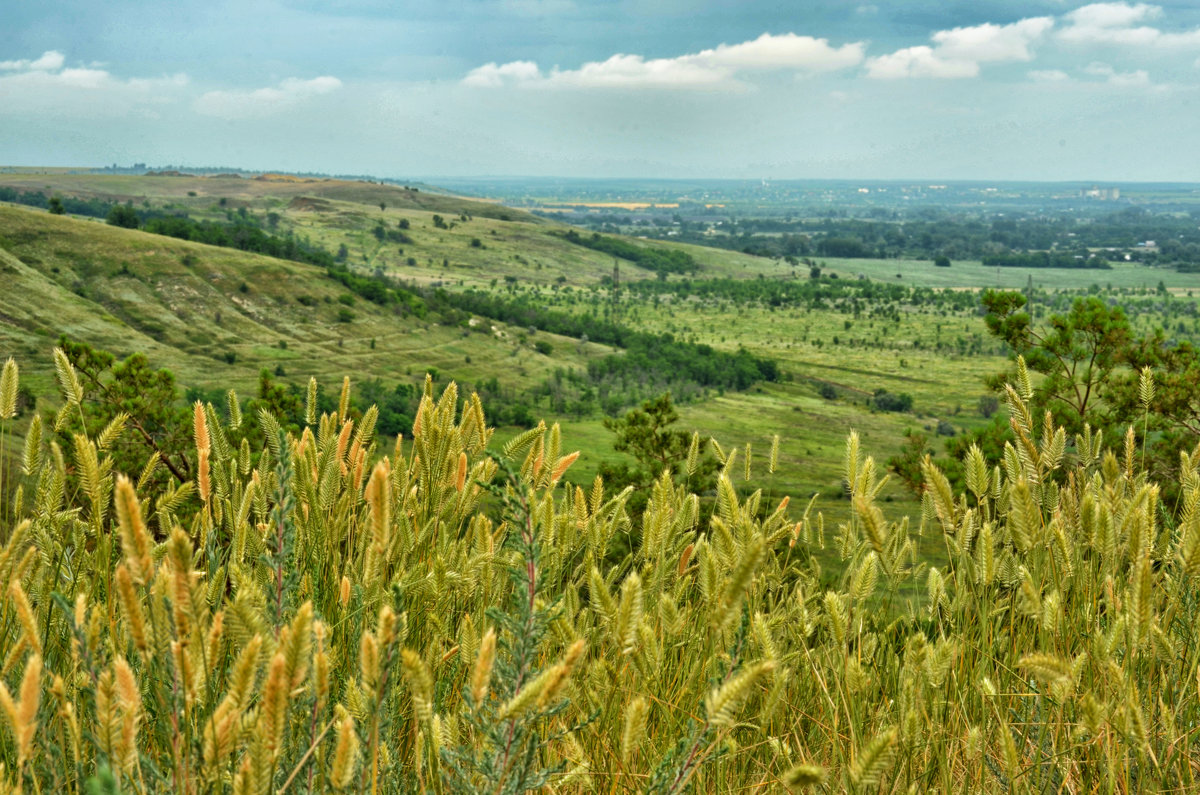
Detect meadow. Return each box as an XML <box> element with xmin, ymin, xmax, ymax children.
<box><xmin>3</xmin><ymin>172</ymin><xmax>1198</xmax><ymax>587</ymax></box>
<box><xmin>0</xmin><ymin>350</ymin><xmax>1198</xmax><ymax>792</ymax></box>
<box><xmin>3</xmin><ymin>172</ymin><xmax>1200</xmax><ymax>790</ymax></box>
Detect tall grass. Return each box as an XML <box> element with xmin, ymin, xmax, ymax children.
<box><xmin>0</xmin><ymin>351</ymin><xmax>1197</xmax><ymax>792</ymax></box>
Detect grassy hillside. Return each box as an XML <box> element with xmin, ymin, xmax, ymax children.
<box><xmin>20</xmin><ymin>174</ymin><xmax>1195</xmax><ymax>539</ymax></box>
<box><xmin>0</xmin><ymin>204</ymin><xmax>610</xmax><ymax>400</ymax></box>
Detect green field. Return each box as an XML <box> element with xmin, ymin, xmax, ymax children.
<box><xmin>820</xmin><ymin>254</ymin><xmax>1200</xmax><ymax>290</ymax></box>
<box><xmin>2</xmin><ymin>171</ymin><xmax>1195</xmax><ymax>580</ymax></box>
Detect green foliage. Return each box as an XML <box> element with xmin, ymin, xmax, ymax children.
<box><xmin>142</xmin><ymin>213</ymin><xmax>339</xmax><ymax>268</ymax></box>
<box><xmin>562</xmin><ymin>229</ymin><xmax>698</xmax><ymax>276</ymax></box>
<box><xmin>982</xmin><ymin>251</ymin><xmax>1111</xmax><ymax>269</ymax></box>
<box><xmin>599</xmin><ymin>393</ymin><xmax>718</xmax><ymax>520</ymax></box>
<box><xmin>983</xmin><ymin>291</ymin><xmax>1131</xmax><ymax>436</ymax></box>
<box><xmin>869</xmin><ymin>388</ymin><xmax>913</xmax><ymax>413</ymax></box>
<box><xmin>55</xmin><ymin>336</ymin><xmax>192</xmax><ymax>487</ymax></box>
<box><xmin>105</xmin><ymin>202</ymin><xmax>140</xmax><ymax>229</ymax></box>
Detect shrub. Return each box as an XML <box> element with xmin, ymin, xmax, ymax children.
<box><xmin>869</xmin><ymin>388</ymin><xmax>913</xmax><ymax>412</ymax></box>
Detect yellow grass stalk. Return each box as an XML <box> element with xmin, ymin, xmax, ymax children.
<box><xmin>115</xmin><ymin>564</ymin><xmax>148</xmax><ymax>654</ymax></box>
<box><xmin>193</xmin><ymin>400</ymin><xmax>210</xmax><ymax>454</ymax></box>
<box><xmin>471</xmin><ymin>628</ymin><xmax>496</xmax><ymax>706</ymax></box>
<box><xmin>8</xmin><ymin>582</ymin><xmax>40</xmax><ymax>656</ymax></box>
<box><xmin>330</xmin><ymin>707</ymin><xmax>359</xmax><ymax>789</ymax></box>
<box><xmin>454</xmin><ymin>451</ymin><xmax>467</xmax><ymax>492</ymax></box>
<box><xmin>705</xmin><ymin>660</ymin><xmax>775</xmax><ymax>727</ymax></box>
<box><xmin>114</xmin><ymin>656</ymin><xmax>142</xmax><ymax>776</ymax></box>
<box><xmin>401</xmin><ymin>650</ymin><xmax>434</xmax><ymax>725</ymax></box>
<box><xmin>0</xmin><ymin>358</ymin><xmax>17</xmax><ymax>420</ymax></box>
<box><xmin>114</xmin><ymin>475</ymin><xmax>153</xmax><ymax>583</ymax></box>
<box><xmin>621</xmin><ymin>695</ymin><xmax>648</xmax><ymax>765</ymax></box>
<box><xmin>197</xmin><ymin>446</ymin><xmax>211</xmax><ymax>504</ymax></box>
<box><xmin>337</xmin><ymin>376</ymin><xmax>351</xmax><ymax>423</ymax></box>
<box><xmin>0</xmin><ymin>653</ymin><xmax>41</xmax><ymax>769</ymax></box>
<box><xmin>260</xmin><ymin>651</ymin><xmax>291</xmax><ymax>757</ymax></box>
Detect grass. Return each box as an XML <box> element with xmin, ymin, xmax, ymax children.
<box><xmin>0</xmin><ymin>203</ymin><xmax>610</xmax><ymax>400</ymax></box>
<box><xmin>3</xmin><ymin>173</ymin><xmax>1200</xmax><ymax>789</ymax></box>
<box><xmin>0</xmin><ymin>356</ymin><xmax>1196</xmax><ymax>792</ymax></box>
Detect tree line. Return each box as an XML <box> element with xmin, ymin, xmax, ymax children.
<box><xmin>560</xmin><ymin>229</ymin><xmax>698</xmax><ymax>276</ymax></box>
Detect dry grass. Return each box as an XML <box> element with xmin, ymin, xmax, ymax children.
<box><xmin>0</xmin><ymin>353</ymin><xmax>1195</xmax><ymax>792</ymax></box>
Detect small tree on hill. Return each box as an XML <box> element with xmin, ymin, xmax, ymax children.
<box><xmin>106</xmin><ymin>202</ymin><xmax>140</xmax><ymax>229</ymax></box>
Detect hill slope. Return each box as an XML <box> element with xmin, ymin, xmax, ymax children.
<box><xmin>0</xmin><ymin>204</ymin><xmax>611</xmax><ymax>398</ymax></box>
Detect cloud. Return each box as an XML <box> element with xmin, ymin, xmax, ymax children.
<box><xmin>1083</xmin><ymin>61</ymin><xmax>1152</xmax><ymax>86</ymax></box>
<box><xmin>194</xmin><ymin>76</ymin><xmax>342</xmax><ymax>118</ymax></box>
<box><xmin>461</xmin><ymin>60</ymin><xmax>541</xmax><ymax>88</ymax></box>
<box><xmin>0</xmin><ymin>50</ymin><xmax>65</xmax><ymax>71</ymax></box>
<box><xmin>462</xmin><ymin>32</ymin><xmax>865</xmax><ymax>90</ymax></box>
<box><xmin>0</xmin><ymin>51</ymin><xmax>189</xmax><ymax>117</ymax></box>
<box><xmin>867</xmin><ymin>16</ymin><xmax>1052</xmax><ymax>79</ymax></box>
<box><xmin>932</xmin><ymin>18</ymin><xmax>1054</xmax><ymax>62</ymax></box>
<box><xmin>1059</xmin><ymin>2</ymin><xmax>1200</xmax><ymax>46</ymax></box>
<box><xmin>1028</xmin><ymin>69</ymin><xmax>1071</xmax><ymax>81</ymax></box>
<box><xmin>865</xmin><ymin>46</ymin><xmax>980</xmax><ymax>79</ymax></box>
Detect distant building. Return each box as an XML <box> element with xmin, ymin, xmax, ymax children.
<box><xmin>1081</xmin><ymin>186</ymin><xmax>1120</xmax><ymax>200</ymax></box>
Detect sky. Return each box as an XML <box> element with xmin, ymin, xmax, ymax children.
<box><xmin>2</xmin><ymin>0</ymin><xmax>1200</xmax><ymax>181</ymax></box>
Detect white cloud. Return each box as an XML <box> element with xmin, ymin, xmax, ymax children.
<box><xmin>462</xmin><ymin>33</ymin><xmax>864</xmax><ymax>90</ymax></box>
<box><xmin>194</xmin><ymin>76</ymin><xmax>342</xmax><ymax>118</ymax></box>
<box><xmin>867</xmin><ymin>16</ymin><xmax>1052</xmax><ymax>79</ymax></box>
<box><xmin>462</xmin><ymin>61</ymin><xmax>540</xmax><ymax>87</ymax></box>
<box><xmin>0</xmin><ymin>50</ymin><xmax>65</xmax><ymax>71</ymax></box>
<box><xmin>1059</xmin><ymin>2</ymin><xmax>1200</xmax><ymax>46</ymax></box>
<box><xmin>932</xmin><ymin>18</ymin><xmax>1054</xmax><ymax>62</ymax></box>
<box><xmin>692</xmin><ymin>33</ymin><xmax>865</xmax><ymax>72</ymax></box>
<box><xmin>865</xmin><ymin>46</ymin><xmax>979</xmax><ymax>78</ymax></box>
<box><xmin>0</xmin><ymin>51</ymin><xmax>189</xmax><ymax>117</ymax></box>
<box><xmin>1028</xmin><ymin>69</ymin><xmax>1071</xmax><ymax>81</ymax></box>
<box><xmin>1083</xmin><ymin>61</ymin><xmax>1152</xmax><ymax>86</ymax></box>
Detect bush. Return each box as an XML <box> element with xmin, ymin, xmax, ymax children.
<box><xmin>818</xmin><ymin>381</ymin><xmax>838</xmax><ymax>400</ymax></box>
<box><xmin>105</xmin><ymin>202</ymin><xmax>140</xmax><ymax>229</ymax></box>
<box><xmin>869</xmin><ymin>388</ymin><xmax>913</xmax><ymax>412</ymax></box>
<box><xmin>336</xmin><ymin>307</ymin><xmax>355</xmax><ymax>322</ymax></box>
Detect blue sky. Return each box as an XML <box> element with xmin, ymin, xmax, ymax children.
<box><xmin>2</xmin><ymin>1</ymin><xmax>1199</xmax><ymax>180</ymax></box>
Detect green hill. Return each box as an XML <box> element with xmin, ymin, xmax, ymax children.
<box><xmin>0</xmin><ymin>202</ymin><xmax>614</xmax><ymax>400</ymax></box>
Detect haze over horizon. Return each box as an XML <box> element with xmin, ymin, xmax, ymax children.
<box><xmin>3</xmin><ymin>1</ymin><xmax>1200</xmax><ymax>182</ymax></box>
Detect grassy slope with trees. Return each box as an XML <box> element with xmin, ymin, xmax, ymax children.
<box><xmin>3</xmin><ymin>171</ymin><xmax>1198</xmax><ymax>583</ymax></box>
